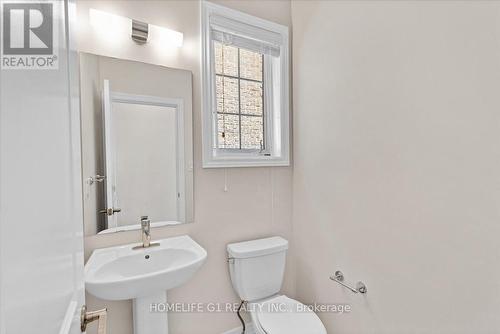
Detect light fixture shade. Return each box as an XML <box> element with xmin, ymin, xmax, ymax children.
<box><xmin>89</xmin><ymin>8</ymin><xmax>130</xmax><ymax>35</ymax></box>
<box><xmin>149</xmin><ymin>25</ymin><xmax>183</xmax><ymax>48</ymax></box>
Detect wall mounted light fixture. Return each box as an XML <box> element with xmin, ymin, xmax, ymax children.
<box><xmin>131</xmin><ymin>20</ymin><xmax>149</xmax><ymax>44</ymax></box>
<box><xmin>89</xmin><ymin>8</ymin><xmax>183</xmax><ymax>48</ymax></box>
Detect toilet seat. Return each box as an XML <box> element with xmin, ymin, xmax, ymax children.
<box><xmin>250</xmin><ymin>295</ymin><xmax>327</xmax><ymax>334</ymax></box>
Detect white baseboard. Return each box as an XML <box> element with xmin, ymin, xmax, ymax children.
<box><xmin>222</xmin><ymin>322</ymin><xmax>255</xmax><ymax>334</ymax></box>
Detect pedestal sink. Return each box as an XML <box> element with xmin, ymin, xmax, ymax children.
<box><xmin>85</xmin><ymin>235</ymin><xmax>207</xmax><ymax>334</ymax></box>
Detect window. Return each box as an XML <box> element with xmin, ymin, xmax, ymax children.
<box><xmin>216</xmin><ymin>43</ymin><xmax>264</xmax><ymax>151</ymax></box>
<box><xmin>202</xmin><ymin>1</ymin><xmax>290</xmax><ymax>168</ymax></box>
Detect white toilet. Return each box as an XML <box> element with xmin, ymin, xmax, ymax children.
<box><xmin>227</xmin><ymin>237</ymin><xmax>327</xmax><ymax>334</ymax></box>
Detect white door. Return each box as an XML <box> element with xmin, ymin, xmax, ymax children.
<box><xmin>0</xmin><ymin>1</ymin><xmax>87</xmax><ymax>333</ymax></box>
<box><xmin>102</xmin><ymin>80</ymin><xmax>119</xmax><ymax>229</ymax></box>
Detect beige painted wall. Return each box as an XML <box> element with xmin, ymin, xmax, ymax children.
<box><xmin>77</xmin><ymin>1</ymin><xmax>293</xmax><ymax>334</ymax></box>
<box><xmin>292</xmin><ymin>1</ymin><xmax>500</xmax><ymax>333</ymax></box>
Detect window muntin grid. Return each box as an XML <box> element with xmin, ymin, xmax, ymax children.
<box><xmin>215</xmin><ymin>42</ymin><xmax>265</xmax><ymax>151</ymax></box>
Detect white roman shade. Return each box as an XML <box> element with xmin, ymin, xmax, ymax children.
<box><xmin>210</xmin><ymin>14</ymin><xmax>282</xmax><ymax>57</ymax></box>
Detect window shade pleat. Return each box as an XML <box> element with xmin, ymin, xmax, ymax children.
<box><xmin>210</xmin><ymin>15</ymin><xmax>281</xmax><ymax>57</ymax></box>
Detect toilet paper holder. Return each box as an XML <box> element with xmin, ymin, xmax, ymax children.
<box><xmin>330</xmin><ymin>270</ymin><xmax>367</xmax><ymax>294</ymax></box>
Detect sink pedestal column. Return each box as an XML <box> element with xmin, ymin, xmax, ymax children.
<box><xmin>133</xmin><ymin>291</ymin><xmax>168</xmax><ymax>334</ymax></box>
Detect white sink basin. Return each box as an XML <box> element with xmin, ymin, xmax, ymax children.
<box><xmin>85</xmin><ymin>235</ymin><xmax>207</xmax><ymax>301</ymax></box>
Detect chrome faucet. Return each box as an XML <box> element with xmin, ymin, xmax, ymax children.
<box><xmin>140</xmin><ymin>216</ymin><xmax>151</xmax><ymax>248</ymax></box>
<box><xmin>132</xmin><ymin>216</ymin><xmax>160</xmax><ymax>250</ymax></box>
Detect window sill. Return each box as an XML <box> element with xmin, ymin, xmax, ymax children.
<box><xmin>202</xmin><ymin>155</ymin><xmax>290</xmax><ymax>168</ymax></box>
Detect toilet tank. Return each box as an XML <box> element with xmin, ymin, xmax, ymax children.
<box><xmin>227</xmin><ymin>237</ymin><xmax>288</xmax><ymax>301</ymax></box>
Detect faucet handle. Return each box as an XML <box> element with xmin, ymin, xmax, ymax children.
<box><xmin>140</xmin><ymin>216</ymin><xmax>150</xmax><ymax>229</ymax></box>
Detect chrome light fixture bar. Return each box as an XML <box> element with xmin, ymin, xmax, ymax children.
<box><xmin>131</xmin><ymin>20</ymin><xmax>149</xmax><ymax>44</ymax></box>
<box><xmin>89</xmin><ymin>9</ymin><xmax>183</xmax><ymax>48</ymax></box>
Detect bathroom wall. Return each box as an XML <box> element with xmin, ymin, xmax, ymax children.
<box><xmin>76</xmin><ymin>1</ymin><xmax>293</xmax><ymax>334</ymax></box>
<box><xmin>292</xmin><ymin>1</ymin><xmax>500</xmax><ymax>333</ymax></box>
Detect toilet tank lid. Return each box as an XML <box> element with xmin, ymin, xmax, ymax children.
<box><xmin>227</xmin><ymin>237</ymin><xmax>288</xmax><ymax>259</ymax></box>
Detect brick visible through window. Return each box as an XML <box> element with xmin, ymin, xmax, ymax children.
<box><xmin>215</xmin><ymin>42</ymin><xmax>264</xmax><ymax>150</ymax></box>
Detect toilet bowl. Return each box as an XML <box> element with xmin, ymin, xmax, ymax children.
<box><xmin>227</xmin><ymin>237</ymin><xmax>326</xmax><ymax>334</ymax></box>
<box><xmin>250</xmin><ymin>295</ymin><xmax>326</xmax><ymax>334</ymax></box>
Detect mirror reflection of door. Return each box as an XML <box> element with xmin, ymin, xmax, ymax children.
<box><xmin>112</xmin><ymin>102</ymin><xmax>179</xmax><ymax>226</ymax></box>
<box><xmin>102</xmin><ymin>82</ymin><xmax>185</xmax><ymax>229</ymax></box>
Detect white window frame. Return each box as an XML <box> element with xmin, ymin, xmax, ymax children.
<box><xmin>201</xmin><ymin>1</ymin><xmax>290</xmax><ymax>168</ymax></box>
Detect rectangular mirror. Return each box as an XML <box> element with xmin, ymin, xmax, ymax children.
<box><xmin>80</xmin><ymin>53</ymin><xmax>193</xmax><ymax>235</ymax></box>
